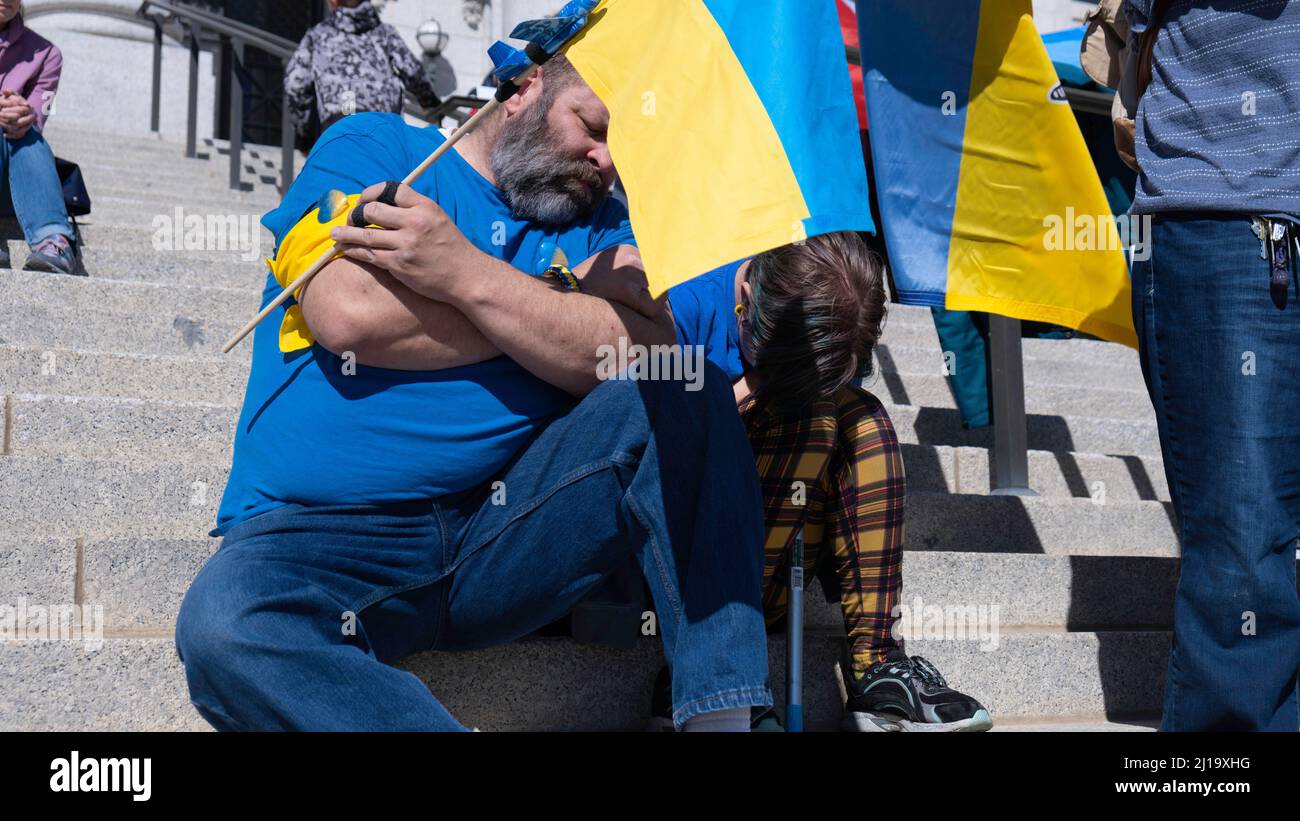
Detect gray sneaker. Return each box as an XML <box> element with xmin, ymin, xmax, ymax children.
<box><xmin>24</xmin><ymin>233</ymin><xmax>79</xmax><ymax>275</ymax></box>
<box><xmin>0</xmin><ymin>242</ymin><xmax>10</xmax><ymax>269</ymax></box>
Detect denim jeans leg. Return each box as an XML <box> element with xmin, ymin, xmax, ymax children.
<box><xmin>175</xmin><ymin>502</ymin><xmax>467</xmax><ymax>731</ymax></box>
<box><xmin>1135</xmin><ymin>214</ymin><xmax>1300</xmax><ymax>731</ymax></box>
<box><xmin>3</xmin><ymin>128</ymin><xmax>71</xmax><ymax>245</ymax></box>
<box><xmin>436</xmin><ymin>362</ymin><xmax>773</xmax><ymax>729</ymax></box>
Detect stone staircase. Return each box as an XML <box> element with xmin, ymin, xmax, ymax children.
<box><xmin>0</xmin><ymin>120</ymin><xmax>1204</xmax><ymax>732</ymax></box>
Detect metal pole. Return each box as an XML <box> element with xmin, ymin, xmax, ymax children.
<box><xmin>150</xmin><ymin>18</ymin><xmax>163</xmax><ymax>134</ymax></box>
<box><xmin>786</xmin><ymin>531</ymin><xmax>805</xmax><ymax>732</ymax></box>
<box><xmin>212</xmin><ymin>39</ymin><xmax>224</xmax><ymax>139</ymax></box>
<box><xmin>989</xmin><ymin>314</ymin><xmax>1037</xmax><ymax>496</ymax></box>
<box><xmin>186</xmin><ymin>24</ymin><xmax>200</xmax><ymax>159</ymax></box>
<box><xmin>280</xmin><ymin>69</ymin><xmax>295</xmax><ymax>194</ymax></box>
<box><xmin>229</xmin><ymin>39</ymin><xmax>244</xmax><ymax>191</ymax></box>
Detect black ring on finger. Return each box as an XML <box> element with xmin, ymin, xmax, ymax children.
<box><xmin>378</xmin><ymin>180</ymin><xmax>402</xmax><ymax>207</ymax></box>
<box><xmin>349</xmin><ymin>204</ymin><xmax>368</xmax><ymax>228</ymax></box>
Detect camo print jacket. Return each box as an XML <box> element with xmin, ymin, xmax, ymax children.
<box><xmin>284</xmin><ymin>1</ymin><xmax>440</xmax><ymax>139</ymax></box>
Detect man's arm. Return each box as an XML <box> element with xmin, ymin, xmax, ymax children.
<box><xmin>444</xmin><ymin>248</ymin><xmax>675</xmax><ymax>396</ymax></box>
<box><xmin>309</xmin><ymin>183</ymin><xmax>673</xmax><ymax>394</ymax></box>
<box><xmin>299</xmin><ymin>241</ymin><xmax>654</xmax><ymax>372</ymax></box>
<box><xmin>297</xmin><ymin>253</ymin><xmax>500</xmax><ymax>371</ymax></box>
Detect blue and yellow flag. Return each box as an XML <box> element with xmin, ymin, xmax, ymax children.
<box><xmin>562</xmin><ymin>0</ymin><xmax>874</xmax><ymax>296</ymax></box>
<box><xmin>859</xmin><ymin>0</ymin><xmax>1136</xmax><ymax>347</ymax></box>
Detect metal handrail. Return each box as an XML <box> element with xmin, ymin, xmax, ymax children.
<box><xmin>135</xmin><ymin>0</ymin><xmax>297</xmax><ymax>192</ymax></box>
<box><xmin>139</xmin><ymin>0</ymin><xmax>294</xmax><ymax>59</ymax></box>
<box><xmin>136</xmin><ymin>0</ymin><xmax>438</xmax><ymax>194</ymax></box>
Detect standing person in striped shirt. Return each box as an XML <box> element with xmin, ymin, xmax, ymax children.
<box><xmin>1125</xmin><ymin>0</ymin><xmax>1300</xmax><ymax>731</ymax></box>
<box><xmin>658</xmin><ymin>231</ymin><xmax>993</xmax><ymax>732</ymax></box>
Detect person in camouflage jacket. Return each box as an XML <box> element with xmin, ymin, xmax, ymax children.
<box><xmin>284</xmin><ymin>0</ymin><xmax>440</xmax><ymax>144</ymax></box>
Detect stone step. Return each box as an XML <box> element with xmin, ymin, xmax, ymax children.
<box><xmin>876</xmin><ymin>342</ymin><xmax>1149</xmax><ymax>393</ymax></box>
<box><xmin>3</xmin><ymin>394</ymin><xmax>235</xmax><ymax>464</ymax></box>
<box><xmin>0</xmin><ymin>393</ymin><xmax>1178</xmax><ymax>533</ymax></box>
<box><xmin>83</xmin><ymin>194</ymin><xmax>275</xmax><ymax>225</ymax></box>
<box><xmin>0</xmin><ymin>346</ymin><xmax>248</xmax><ymax>405</ymax></box>
<box><xmin>0</xmin><ymin>267</ymin><xmax>1162</xmax><ymax>407</ymax></box>
<box><xmin>2</xmin><ymin>512</ymin><xmax>1212</xmax><ymax>636</ymax></box>
<box><xmin>903</xmin><ymin>630</ymin><xmax>1168</xmax><ymax>723</ymax></box>
<box><xmin>1023</xmin><ymin>336</ymin><xmax>1141</xmax><ymax>369</ymax></box>
<box><xmin>2</xmin><ymin>254</ymin><xmax>1071</xmax><ymax>337</ymax></box>
<box><xmin>16</xmin><ymin>246</ymin><xmax>269</xmax><ymax>291</ymax></box>
<box><xmin>0</xmin><ymin>638</ymin><xmax>210</xmax><ymax>731</ymax></box>
<box><xmin>63</xmin><ymin>160</ymin><xmax>294</xmax><ymax>196</ymax></box>
<box><xmin>0</xmin><ymin>630</ymin><xmax>1168</xmax><ymax>731</ymax></box>
<box><xmin>872</xmin><ymin>371</ymin><xmax>1153</xmax><ymax>422</ymax></box>
<box><xmin>0</xmin><ymin>342</ymin><xmax>1157</xmax><ymax>437</ymax></box>
<box><xmin>886</xmin><ymin>403</ymin><xmax>1161</xmax><ymax>456</ymax></box>
<box><xmin>0</xmin><ymin>458</ymin><xmax>228</xmax><ymax>542</ymax></box>
<box><xmin>1</xmin><ymin>268</ymin><xmax>1150</xmax><ymax>401</ymax></box>
<box><xmin>79</xmin><ymin>179</ymin><xmax>280</xmax><ymax>209</ymax></box>
<box><xmin>2</xmin><ymin>390</ymin><xmax>1163</xmax><ymax>472</ymax></box>
<box><xmin>0</xmin><ymin>352</ymin><xmax>1170</xmax><ymax>495</ymax></box>
<box><xmin>990</xmin><ymin>718</ymin><xmax>1159</xmax><ymax>731</ymax></box>
<box><xmin>0</xmin><ymin>270</ymin><xmax>260</xmax><ymax>357</ymax></box>
<box><xmin>44</xmin><ymin>129</ymin><xmax>294</xmax><ymax>169</ymax></box>
<box><xmin>0</xmin><ymin>441</ymin><xmax>1172</xmax><ymax>546</ymax></box>
<box><xmin>921</xmin><ymin>445</ymin><xmax>1169</xmax><ymax>502</ymax></box>
<box><xmin>903</xmin><ymin>492</ymin><xmax>1176</xmax><ymax>556</ymax></box>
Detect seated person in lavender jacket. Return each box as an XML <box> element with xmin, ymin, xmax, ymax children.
<box><xmin>0</xmin><ymin>1</ymin><xmax>77</xmax><ymax>274</ymax></box>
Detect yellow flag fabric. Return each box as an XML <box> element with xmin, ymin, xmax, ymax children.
<box><xmin>562</xmin><ymin>0</ymin><xmax>874</xmax><ymax>296</ymax></box>
<box><xmin>945</xmin><ymin>6</ymin><xmax>1135</xmax><ymax>346</ymax></box>
<box><xmin>267</xmin><ymin>194</ymin><xmax>359</xmax><ymax>353</ymax></box>
<box><xmin>859</xmin><ymin>0</ymin><xmax>1136</xmax><ymax>347</ymax></box>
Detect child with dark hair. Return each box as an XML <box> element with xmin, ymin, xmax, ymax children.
<box><xmin>658</xmin><ymin>230</ymin><xmax>992</xmax><ymax>732</ymax></box>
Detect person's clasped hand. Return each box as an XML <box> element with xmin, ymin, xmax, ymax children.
<box><xmin>0</xmin><ymin>89</ymin><xmax>36</xmax><ymax>140</ymax></box>
<box><xmin>330</xmin><ymin>181</ymin><xmax>483</xmax><ymax>304</ymax></box>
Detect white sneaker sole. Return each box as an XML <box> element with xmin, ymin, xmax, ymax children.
<box><xmin>843</xmin><ymin>708</ymin><xmax>993</xmax><ymax>733</ymax></box>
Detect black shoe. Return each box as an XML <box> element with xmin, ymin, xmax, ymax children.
<box><xmin>646</xmin><ymin>665</ymin><xmax>784</xmax><ymax>732</ymax></box>
<box><xmin>842</xmin><ymin>648</ymin><xmax>993</xmax><ymax>732</ymax></box>
<box><xmin>24</xmin><ymin>233</ymin><xmax>80</xmax><ymax>276</ymax></box>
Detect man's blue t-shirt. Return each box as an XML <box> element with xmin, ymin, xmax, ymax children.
<box><xmin>668</xmin><ymin>259</ymin><xmax>747</xmax><ymax>382</ymax></box>
<box><xmin>215</xmin><ymin>113</ymin><xmax>636</xmax><ymax>535</ymax></box>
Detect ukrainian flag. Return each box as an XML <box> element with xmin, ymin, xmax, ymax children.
<box><xmin>562</xmin><ymin>0</ymin><xmax>874</xmax><ymax>296</ymax></box>
<box><xmin>859</xmin><ymin>0</ymin><xmax>1136</xmax><ymax>347</ymax></box>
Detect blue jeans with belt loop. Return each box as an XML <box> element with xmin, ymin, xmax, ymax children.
<box><xmin>1131</xmin><ymin>213</ymin><xmax>1300</xmax><ymax>731</ymax></box>
<box><xmin>175</xmin><ymin>362</ymin><xmax>773</xmax><ymax>731</ymax></box>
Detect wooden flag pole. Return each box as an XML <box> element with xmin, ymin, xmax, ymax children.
<box><xmin>220</xmin><ymin>63</ymin><xmax>541</xmax><ymax>355</ymax></box>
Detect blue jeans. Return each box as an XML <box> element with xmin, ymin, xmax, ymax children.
<box><xmin>0</xmin><ymin>128</ymin><xmax>71</xmax><ymax>245</ymax></box>
<box><xmin>175</xmin><ymin>364</ymin><xmax>773</xmax><ymax>730</ymax></box>
<box><xmin>1132</xmin><ymin>213</ymin><xmax>1300</xmax><ymax>731</ymax></box>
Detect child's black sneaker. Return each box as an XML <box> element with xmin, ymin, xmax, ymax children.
<box><xmin>843</xmin><ymin>648</ymin><xmax>992</xmax><ymax>732</ymax></box>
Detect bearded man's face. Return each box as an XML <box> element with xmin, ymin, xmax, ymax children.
<box><xmin>490</xmin><ymin>80</ymin><xmax>615</xmax><ymax>226</ymax></box>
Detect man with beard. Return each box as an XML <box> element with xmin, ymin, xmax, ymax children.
<box><xmin>175</xmin><ymin>56</ymin><xmax>773</xmax><ymax>732</ymax></box>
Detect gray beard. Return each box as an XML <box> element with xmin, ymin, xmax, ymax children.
<box><xmin>490</xmin><ymin>101</ymin><xmax>606</xmax><ymax>227</ymax></box>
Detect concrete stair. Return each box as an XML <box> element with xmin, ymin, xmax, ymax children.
<box><xmin>0</xmin><ymin>119</ymin><xmax>1213</xmax><ymax>732</ymax></box>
